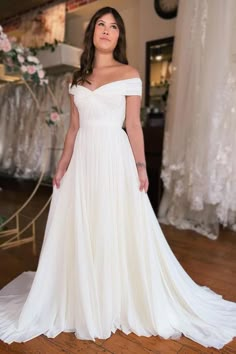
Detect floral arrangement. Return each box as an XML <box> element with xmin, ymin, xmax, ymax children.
<box><xmin>46</xmin><ymin>106</ymin><xmax>62</xmax><ymax>126</ymax></box>
<box><xmin>0</xmin><ymin>25</ymin><xmax>48</xmax><ymax>85</ymax></box>
<box><xmin>0</xmin><ymin>24</ymin><xmax>63</xmax><ymax>126</ymax></box>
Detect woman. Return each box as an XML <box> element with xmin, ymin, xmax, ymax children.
<box><xmin>0</xmin><ymin>6</ymin><xmax>236</xmax><ymax>349</ymax></box>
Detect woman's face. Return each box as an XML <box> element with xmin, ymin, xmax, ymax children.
<box><xmin>93</xmin><ymin>13</ymin><xmax>120</xmax><ymax>53</ymax></box>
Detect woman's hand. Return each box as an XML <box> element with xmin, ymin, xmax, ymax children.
<box><xmin>53</xmin><ymin>166</ymin><xmax>67</xmax><ymax>189</ymax></box>
<box><xmin>137</xmin><ymin>166</ymin><xmax>149</xmax><ymax>192</ymax></box>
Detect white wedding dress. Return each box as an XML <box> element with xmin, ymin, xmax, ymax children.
<box><xmin>0</xmin><ymin>78</ymin><xmax>236</xmax><ymax>349</ymax></box>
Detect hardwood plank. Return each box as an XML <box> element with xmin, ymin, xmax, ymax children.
<box><xmin>177</xmin><ymin>346</ymin><xmax>201</xmax><ymax>353</ymax></box>
<box><xmin>0</xmin><ymin>333</ymin><xmax>114</xmax><ymax>354</ymax></box>
<box><xmin>102</xmin><ymin>330</ymin><xmax>154</xmax><ymax>353</ymax></box>
<box><xmin>119</xmin><ymin>331</ymin><xmax>183</xmax><ymax>353</ymax></box>
<box><xmin>173</xmin><ymin>337</ymin><xmax>220</xmax><ymax>354</ymax></box>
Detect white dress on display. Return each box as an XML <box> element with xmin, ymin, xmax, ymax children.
<box><xmin>0</xmin><ymin>78</ymin><xmax>236</xmax><ymax>349</ymax></box>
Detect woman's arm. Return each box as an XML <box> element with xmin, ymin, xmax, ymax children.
<box><xmin>53</xmin><ymin>93</ymin><xmax>80</xmax><ymax>188</ymax></box>
<box><xmin>125</xmin><ymin>95</ymin><xmax>149</xmax><ymax>192</ymax></box>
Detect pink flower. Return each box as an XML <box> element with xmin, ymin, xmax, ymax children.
<box><xmin>17</xmin><ymin>54</ymin><xmax>25</xmax><ymax>63</ymax></box>
<box><xmin>27</xmin><ymin>65</ymin><xmax>36</xmax><ymax>74</ymax></box>
<box><xmin>38</xmin><ymin>69</ymin><xmax>45</xmax><ymax>78</ymax></box>
<box><xmin>50</xmin><ymin>112</ymin><xmax>60</xmax><ymax>122</ymax></box>
<box><xmin>0</xmin><ymin>38</ymin><xmax>11</xmax><ymax>52</ymax></box>
<box><xmin>20</xmin><ymin>65</ymin><xmax>27</xmax><ymax>73</ymax></box>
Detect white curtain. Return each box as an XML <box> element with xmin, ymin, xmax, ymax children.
<box><xmin>159</xmin><ymin>0</ymin><xmax>236</xmax><ymax>239</ymax></box>
<box><xmin>0</xmin><ymin>73</ymin><xmax>71</xmax><ymax>180</ymax></box>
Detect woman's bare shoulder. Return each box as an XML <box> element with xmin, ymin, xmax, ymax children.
<box><xmin>116</xmin><ymin>64</ymin><xmax>140</xmax><ymax>80</ymax></box>
<box><xmin>125</xmin><ymin>65</ymin><xmax>140</xmax><ymax>78</ymax></box>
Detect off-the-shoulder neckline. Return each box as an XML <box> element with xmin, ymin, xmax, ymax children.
<box><xmin>69</xmin><ymin>77</ymin><xmax>142</xmax><ymax>93</ymax></box>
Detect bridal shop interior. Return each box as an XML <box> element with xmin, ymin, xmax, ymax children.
<box><xmin>0</xmin><ymin>0</ymin><xmax>236</xmax><ymax>352</ymax></box>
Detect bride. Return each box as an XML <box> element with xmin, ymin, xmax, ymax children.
<box><xmin>0</xmin><ymin>6</ymin><xmax>236</xmax><ymax>349</ymax></box>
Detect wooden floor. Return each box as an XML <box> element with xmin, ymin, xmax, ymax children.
<box><xmin>0</xmin><ymin>177</ymin><xmax>236</xmax><ymax>354</ymax></box>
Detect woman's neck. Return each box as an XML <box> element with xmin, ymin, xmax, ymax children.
<box><xmin>93</xmin><ymin>52</ymin><xmax>117</xmax><ymax>69</ymax></box>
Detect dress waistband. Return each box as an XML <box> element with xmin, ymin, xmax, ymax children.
<box><xmin>80</xmin><ymin>120</ymin><xmax>123</xmax><ymax>128</ymax></box>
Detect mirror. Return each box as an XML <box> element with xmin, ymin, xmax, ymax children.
<box><xmin>145</xmin><ymin>37</ymin><xmax>174</xmax><ymax>124</ymax></box>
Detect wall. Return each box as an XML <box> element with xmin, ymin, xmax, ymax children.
<box><xmin>138</xmin><ymin>0</ymin><xmax>176</xmax><ymax>103</ymax></box>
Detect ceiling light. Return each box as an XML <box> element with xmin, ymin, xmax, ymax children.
<box><xmin>155</xmin><ymin>55</ymin><xmax>162</xmax><ymax>61</ymax></box>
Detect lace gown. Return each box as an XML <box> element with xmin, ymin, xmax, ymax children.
<box><xmin>0</xmin><ymin>78</ymin><xmax>236</xmax><ymax>349</ymax></box>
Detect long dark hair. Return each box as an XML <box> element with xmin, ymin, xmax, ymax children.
<box><xmin>71</xmin><ymin>7</ymin><xmax>128</xmax><ymax>87</ymax></box>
